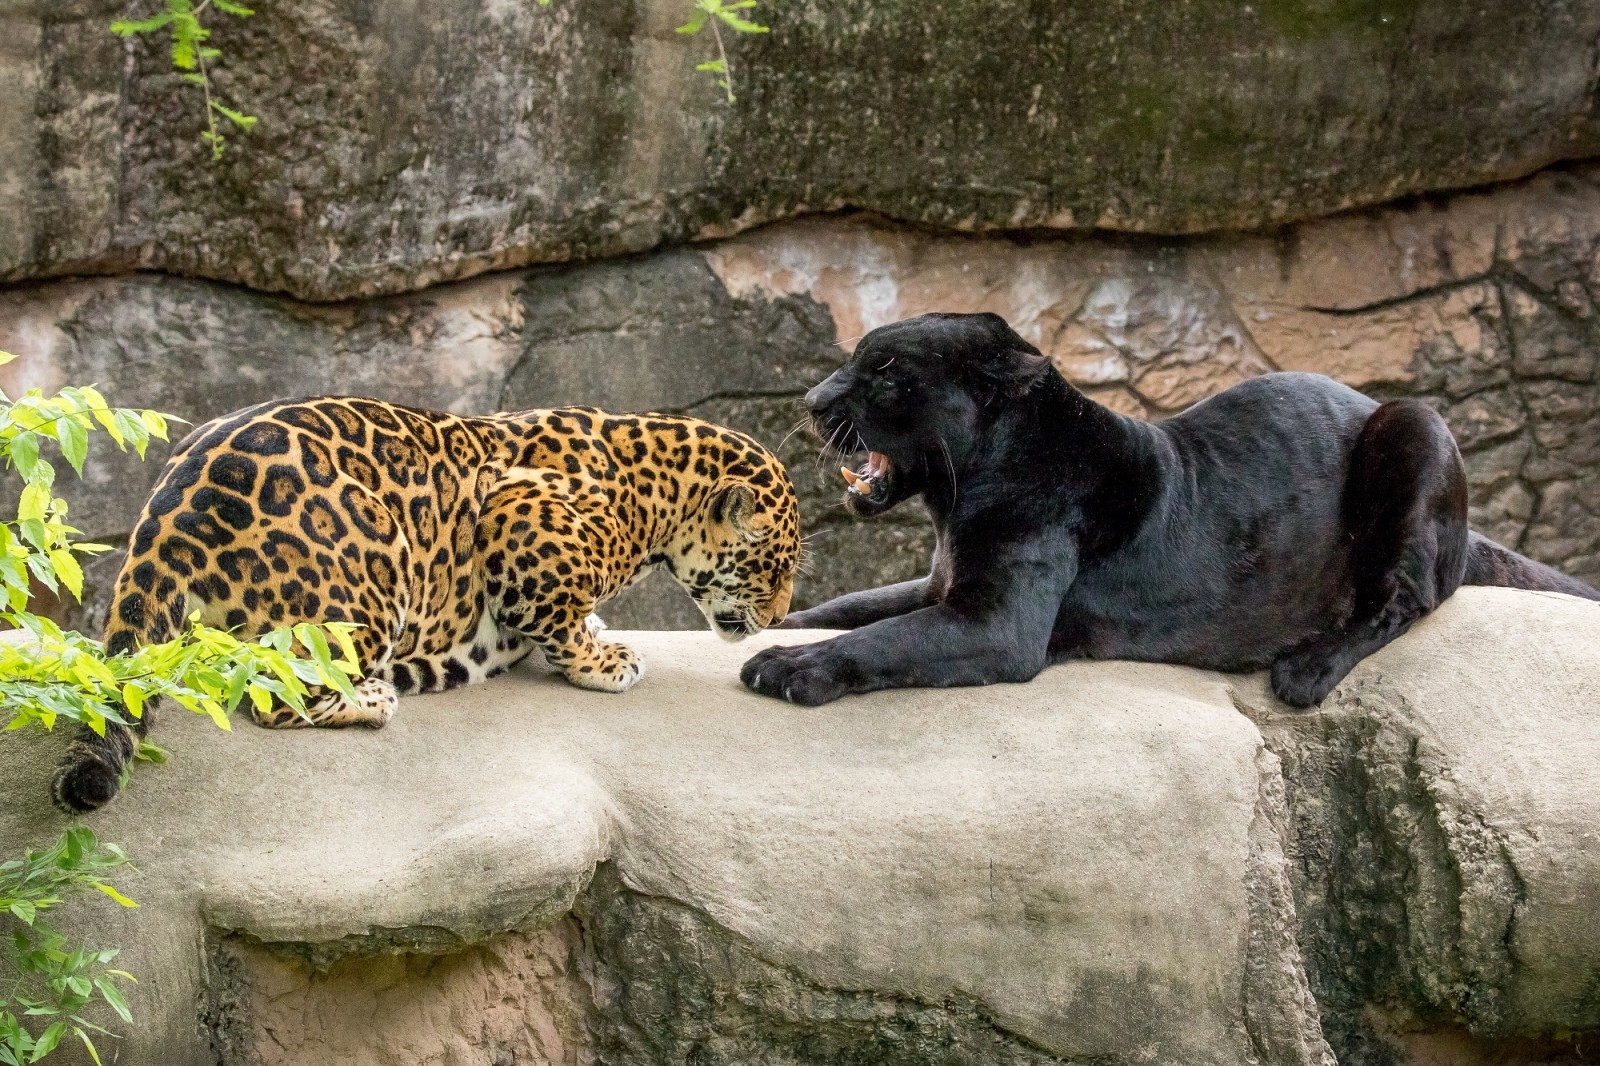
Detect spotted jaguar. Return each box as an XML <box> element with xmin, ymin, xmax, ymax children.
<box><xmin>53</xmin><ymin>398</ymin><xmax>800</xmax><ymax>813</ymax></box>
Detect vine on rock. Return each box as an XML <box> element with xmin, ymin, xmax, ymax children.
<box><xmin>112</xmin><ymin>0</ymin><xmax>770</xmax><ymax>159</ymax></box>
<box><xmin>675</xmin><ymin>0</ymin><xmax>770</xmax><ymax>103</ymax></box>
<box><xmin>111</xmin><ymin>0</ymin><xmax>258</xmax><ymax>160</ymax></box>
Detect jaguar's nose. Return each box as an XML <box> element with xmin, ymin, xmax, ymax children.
<box><xmin>804</xmin><ymin>373</ymin><xmax>849</xmax><ymax>416</ymax></box>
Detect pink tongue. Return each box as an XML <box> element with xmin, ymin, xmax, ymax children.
<box><xmin>864</xmin><ymin>452</ymin><xmax>890</xmax><ymax>477</ymax></box>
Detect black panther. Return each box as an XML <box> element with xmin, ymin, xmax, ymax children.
<box><xmin>742</xmin><ymin>312</ymin><xmax>1599</xmax><ymax>708</ymax></box>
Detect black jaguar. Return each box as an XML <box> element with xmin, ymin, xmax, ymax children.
<box><xmin>742</xmin><ymin>311</ymin><xmax>1598</xmax><ymax>707</ymax></box>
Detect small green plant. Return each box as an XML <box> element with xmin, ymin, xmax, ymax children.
<box><xmin>110</xmin><ymin>0</ymin><xmax>257</xmax><ymax>160</ymax></box>
<box><xmin>0</xmin><ymin>829</ymin><xmax>136</xmax><ymax>1066</ymax></box>
<box><xmin>112</xmin><ymin>0</ymin><xmax>771</xmax><ymax>161</ymax></box>
<box><xmin>0</xmin><ymin>355</ymin><xmax>362</xmax><ymax>1059</ymax></box>
<box><xmin>676</xmin><ymin>0</ymin><xmax>769</xmax><ymax>102</ymax></box>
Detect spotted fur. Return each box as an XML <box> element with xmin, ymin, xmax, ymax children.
<box><xmin>52</xmin><ymin>398</ymin><xmax>800</xmax><ymax>813</ymax></box>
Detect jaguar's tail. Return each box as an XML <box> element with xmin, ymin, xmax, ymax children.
<box><xmin>1462</xmin><ymin>531</ymin><xmax>1600</xmax><ymax>601</ymax></box>
<box><xmin>50</xmin><ymin>558</ymin><xmax>182</xmax><ymax>814</ymax></box>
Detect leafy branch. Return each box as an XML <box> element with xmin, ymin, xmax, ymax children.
<box><xmin>0</xmin><ymin>618</ymin><xmax>361</xmax><ymax>741</ymax></box>
<box><xmin>0</xmin><ymin>829</ymin><xmax>136</xmax><ymax>1066</ymax></box>
<box><xmin>676</xmin><ymin>0</ymin><xmax>769</xmax><ymax>102</ymax></box>
<box><xmin>0</xmin><ymin>354</ymin><xmax>367</xmax><ymax>1059</ymax></box>
<box><xmin>110</xmin><ymin>0</ymin><xmax>257</xmax><ymax>160</ymax></box>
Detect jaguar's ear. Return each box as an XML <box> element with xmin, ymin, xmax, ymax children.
<box><xmin>971</xmin><ymin>314</ymin><xmax>1052</xmax><ymax>398</ymax></box>
<box><xmin>711</xmin><ymin>484</ymin><xmax>761</xmax><ymax>541</ymax></box>
<box><xmin>979</xmin><ymin>344</ymin><xmax>1052</xmax><ymax>398</ymax></box>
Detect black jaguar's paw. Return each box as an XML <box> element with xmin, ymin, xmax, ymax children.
<box><xmin>740</xmin><ymin>644</ymin><xmax>851</xmax><ymax>706</ymax></box>
<box><xmin>1270</xmin><ymin>649</ymin><xmax>1347</xmax><ymax>709</ymax></box>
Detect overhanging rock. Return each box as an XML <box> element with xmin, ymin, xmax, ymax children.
<box><xmin>0</xmin><ymin>587</ymin><xmax>1596</xmax><ymax>1064</ymax></box>
<box><xmin>4</xmin><ymin>0</ymin><xmax>1600</xmax><ymax>299</ymax></box>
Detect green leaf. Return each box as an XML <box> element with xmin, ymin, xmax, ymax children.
<box><xmin>138</xmin><ymin>410</ymin><xmax>170</xmax><ymax>441</ymax></box>
<box><xmin>211</xmin><ymin>0</ymin><xmax>255</xmax><ymax>13</ymax></box>
<box><xmin>26</xmin><ymin>1022</ymin><xmax>63</xmax><ymax>1063</ymax></box>
<box><xmin>327</xmin><ymin>624</ymin><xmax>361</xmax><ymax>670</ymax></box>
<box><xmin>201</xmin><ymin>699</ymin><xmax>231</xmax><ymax>732</ymax></box>
<box><xmin>121</xmin><ymin>684</ymin><xmax>144</xmax><ymax>722</ymax></box>
<box><xmin>209</xmin><ymin>102</ymin><xmax>257</xmax><ymax>131</ymax></box>
<box><xmin>223</xmin><ymin>666</ymin><xmax>248</xmax><ymax>711</ymax></box>
<box><xmin>47</xmin><ymin>550</ymin><xmax>83</xmax><ymax>602</ymax></box>
<box><xmin>134</xmin><ymin>741</ymin><xmax>169</xmax><ymax>764</ymax></box>
<box><xmin>109</xmin><ymin>12</ymin><xmax>173</xmax><ymax>35</ymax></box>
<box><xmin>9</xmin><ymin>433</ymin><xmax>40</xmax><ymax>482</ymax></box>
<box><xmin>0</xmin><ymin>351</ymin><xmax>16</xmax><ymax>365</ymax></box>
<box><xmin>63</xmin><ymin>827</ymin><xmax>91</xmax><ymax>863</ymax></box>
<box><xmin>715</xmin><ymin>9</ymin><xmax>768</xmax><ymax>31</ymax></box>
<box><xmin>91</xmin><ymin>978</ymin><xmax>132</xmax><ymax>1025</ymax></box>
<box><xmin>676</xmin><ymin>7</ymin><xmax>709</xmax><ymax>33</ymax></box>
<box><xmin>8</xmin><ymin>901</ymin><xmax>35</xmax><ymax>925</ymax></box>
<box><xmin>56</xmin><ymin>419</ymin><xmax>88</xmax><ymax>477</ymax></box>
<box><xmin>17</xmin><ymin>483</ymin><xmax>49</xmax><ymax>524</ymax></box>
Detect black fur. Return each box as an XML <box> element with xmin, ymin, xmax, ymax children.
<box><xmin>742</xmin><ymin>312</ymin><xmax>1599</xmax><ymax>708</ymax></box>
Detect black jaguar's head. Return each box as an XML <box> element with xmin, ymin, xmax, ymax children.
<box><xmin>804</xmin><ymin>312</ymin><xmax>1052</xmax><ymax>517</ymax></box>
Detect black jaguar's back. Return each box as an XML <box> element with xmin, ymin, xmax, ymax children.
<box><xmin>743</xmin><ymin>312</ymin><xmax>1598</xmax><ymax>709</ymax></box>
<box><xmin>1056</xmin><ymin>373</ymin><xmax>1380</xmax><ymax>672</ymax></box>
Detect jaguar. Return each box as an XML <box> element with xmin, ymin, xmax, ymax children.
<box><xmin>54</xmin><ymin>398</ymin><xmax>800</xmax><ymax>813</ymax></box>
<box><xmin>742</xmin><ymin>311</ymin><xmax>1598</xmax><ymax>707</ymax></box>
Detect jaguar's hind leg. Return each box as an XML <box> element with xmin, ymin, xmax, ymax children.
<box><xmin>1272</xmin><ymin>399</ymin><xmax>1471</xmax><ymax>708</ymax></box>
<box><xmin>252</xmin><ymin>676</ymin><xmax>400</xmax><ymax>729</ymax></box>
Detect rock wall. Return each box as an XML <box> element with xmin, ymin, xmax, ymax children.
<box><xmin>3</xmin><ymin>164</ymin><xmax>1598</xmax><ymax>635</ymax></box>
<box><xmin>1</xmin><ymin>589</ymin><xmax>1598</xmax><ymax>1066</ymax></box>
<box><xmin>4</xmin><ymin>0</ymin><xmax>1599</xmax><ymax>300</ymax></box>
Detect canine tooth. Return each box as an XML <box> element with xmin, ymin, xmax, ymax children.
<box><xmin>841</xmin><ymin>466</ymin><xmax>862</xmax><ymax>488</ymax></box>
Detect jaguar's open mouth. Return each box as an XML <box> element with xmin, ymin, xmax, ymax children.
<box><xmin>840</xmin><ymin>451</ymin><xmax>895</xmax><ymax>513</ymax></box>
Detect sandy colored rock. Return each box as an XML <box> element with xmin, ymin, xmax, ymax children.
<box><xmin>2</xmin><ymin>589</ymin><xmax>1599</xmax><ymax>1064</ymax></box>
<box><xmin>210</xmin><ymin>923</ymin><xmax>596</xmax><ymax>1066</ymax></box>
<box><xmin>1234</xmin><ymin>588</ymin><xmax>1600</xmax><ymax>1060</ymax></box>
<box><xmin>1</xmin><ymin>627</ymin><xmax>1329</xmax><ymax>1066</ymax></box>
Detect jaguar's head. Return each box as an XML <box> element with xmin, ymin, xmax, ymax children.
<box><xmin>804</xmin><ymin>312</ymin><xmax>1052</xmax><ymax>517</ymax></box>
<box><xmin>665</xmin><ymin>441</ymin><xmax>801</xmax><ymax>641</ymax></box>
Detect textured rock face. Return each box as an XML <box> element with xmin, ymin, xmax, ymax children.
<box><xmin>4</xmin><ymin>0</ymin><xmax>1600</xmax><ymax>299</ymax></box>
<box><xmin>0</xmin><ymin>589</ymin><xmax>1597</xmax><ymax>1065</ymax></box>
<box><xmin>4</xmin><ymin>165</ymin><xmax>1598</xmax><ymax>636</ymax></box>
<box><xmin>1232</xmin><ymin>590</ymin><xmax>1600</xmax><ymax>1064</ymax></box>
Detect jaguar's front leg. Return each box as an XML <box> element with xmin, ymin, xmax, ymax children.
<box><xmin>776</xmin><ymin>577</ymin><xmax>934</xmax><ymax>630</ymax></box>
<box><xmin>543</xmin><ymin>613</ymin><xmax>645</xmax><ymax>692</ymax></box>
<box><xmin>255</xmin><ymin>675</ymin><xmax>399</xmax><ymax>728</ymax></box>
<box><xmin>493</xmin><ymin>596</ymin><xmax>643</xmax><ymax>692</ymax></box>
<box><xmin>742</xmin><ymin>603</ymin><xmax>1051</xmax><ymax>705</ymax></box>
<box><xmin>477</xmin><ymin>482</ymin><xmax>643</xmax><ymax>692</ymax></box>
<box><xmin>743</xmin><ymin>536</ymin><xmax>1073</xmax><ymax>705</ymax></box>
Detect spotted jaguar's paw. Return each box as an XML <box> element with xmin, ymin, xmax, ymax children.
<box><xmin>564</xmin><ymin>641</ymin><xmax>644</xmax><ymax>693</ymax></box>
